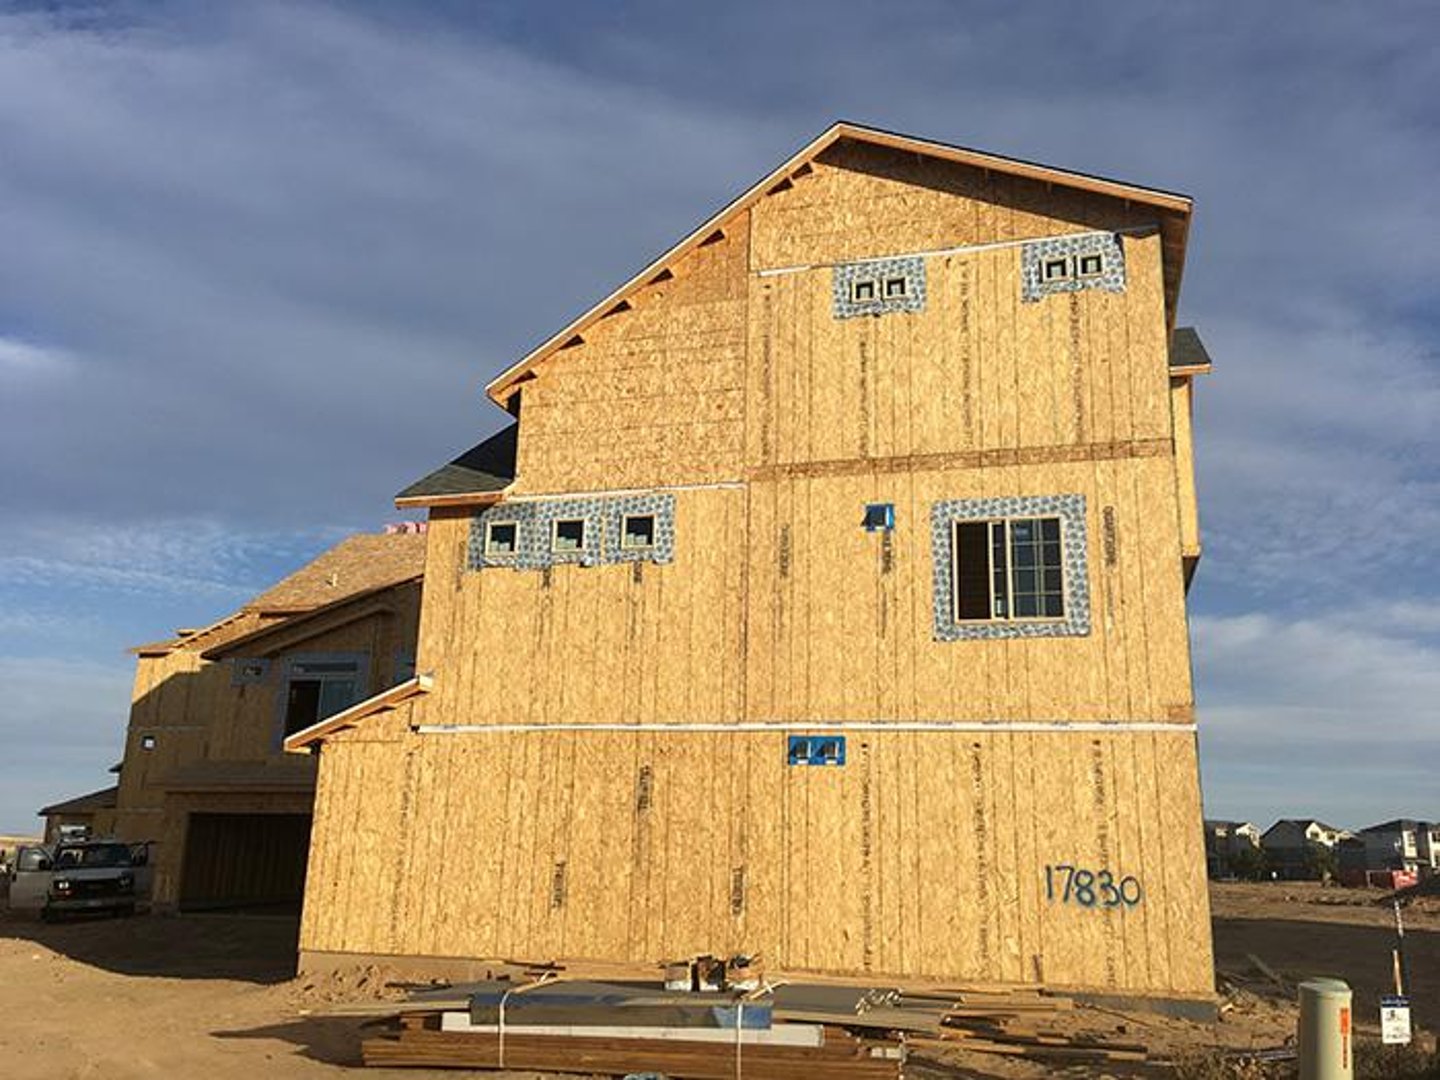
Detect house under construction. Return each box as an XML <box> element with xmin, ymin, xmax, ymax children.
<box><xmin>287</xmin><ymin>123</ymin><xmax>1215</xmax><ymax>1003</ymax></box>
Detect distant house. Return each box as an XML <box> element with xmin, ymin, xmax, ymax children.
<box><xmin>1340</xmin><ymin>819</ymin><xmax>1440</xmax><ymax>879</ymax></box>
<box><xmin>1261</xmin><ymin>819</ymin><xmax>1350</xmax><ymax>879</ymax></box>
<box><xmin>105</xmin><ymin>529</ymin><xmax>425</xmax><ymax>912</ymax></box>
<box><xmin>36</xmin><ymin>785</ymin><xmax>118</xmax><ymax>843</ymax></box>
<box><xmin>1203</xmin><ymin>819</ymin><xmax>1261</xmax><ymax>878</ymax></box>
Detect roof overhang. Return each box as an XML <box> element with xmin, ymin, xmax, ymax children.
<box><xmin>37</xmin><ymin>785</ymin><xmax>119</xmax><ymax>818</ymax></box>
<box><xmin>201</xmin><ymin>577</ymin><xmax>420</xmax><ymax>661</ymax></box>
<box><xmin>486</xmin><ymin>121</ymin><xmax>1193</xmax><ymax>405</ymax></box>
<box><xmin>283</xmin><ymin>673</ymin><xmax>433</xmax><ymax>752</ymax></box>
<box><xmin>394</xmin><ymin>488</ymin><xmax>509</xmax><ymax>511</ymax></box>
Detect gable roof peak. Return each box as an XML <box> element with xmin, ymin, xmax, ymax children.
<box><xmin>485</xmin><ymin>121</ymin><xmax>1193</xmax><ymax>406</ymax></box>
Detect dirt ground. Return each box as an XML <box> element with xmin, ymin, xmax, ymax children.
<box><xmin>0</xmin><ymin>882</ymin><xmax>1434</xmax><ymax>1080</ymax></box>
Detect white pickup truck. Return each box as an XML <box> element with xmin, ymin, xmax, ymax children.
<box><xmin>3</xmin><ymin>840</ymin><xmax>152</xmax><ymax>919</ymax></box>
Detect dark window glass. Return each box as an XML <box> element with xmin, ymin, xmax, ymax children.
<box><xmin>954</xmin><ymin>522</ymin><xmax>992</xmax><ymax>620</ymax></box>
<box><xmin>487</xmin><ymin>521</ymin><xmax>518</xmax><ymax>554</ymax></box>
<box><xmin>622</xmin><ymin>515</ymin><xmax>656</xmax><ymax>549</ymax></box>
<box><xmin>284</xmin><ymin>680</ymin><xmax>323</xmax><ymax>737</ymax></box>
<box><xmin>553</xmin><ymin>519</ymin><xmax>586</xmax><ymax>552</ymax></box>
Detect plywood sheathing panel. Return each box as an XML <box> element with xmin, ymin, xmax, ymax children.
<box><xmin>748</xmin><ymin>141</ymin><xmax>1157</xmax><ymax>272</ymax></box>
<box><xmin>300</xmin><ymin>728</ymin><xmax>1211</xmax><ymax>994</ymax></box>
<box><xmin>515</xmin><ymin>219</ymin><xmax>750</xmax><ymax>494</ymax></box>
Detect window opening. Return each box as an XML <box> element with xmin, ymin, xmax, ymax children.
<box><xmin>284</xmin><ymin>658</ymin><xmax>362</xmax><ymax>737</ymax></box>
<box><xmin>552</xmin><ymin>519</ymin><xmax>586</xmax><ymax>553</ymax></box>
<box><xmin>485</xmin><ymin>520</ymin><xmax>518</xmax><ymax>556</ymax></box>
<box><xmin>883</xmin><ymin>276</ymin><xmax>908</xmax><ymax>299</ymax></box>
<box><xmin>1041</xmin><ymin>257</ymin><xmax>1071</xmax><ymax>283</ymax></box>
<box><xmin>954</xmin><ymin>516</ymin><xmax>1065</xmax><ymax>622</ymax></box>
<box><xmin>1076</xmin><ymin>252</ymin><xmax>1105</xmax><ymax>278</ymax></box>
<box><xmin>621</xmin><ymin>514</ymin><xmax>657</xmax><ymax>550</ymax></box>
<box><xmin>850</xmin><ymin>279</ymin><xmax>877</xmax><ymax>302</ymax></box>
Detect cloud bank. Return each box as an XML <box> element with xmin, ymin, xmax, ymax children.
<box><xmin>0</xmin><ymin>2</ymin><xmax>1435</xmax><ymax>830</ymax></box>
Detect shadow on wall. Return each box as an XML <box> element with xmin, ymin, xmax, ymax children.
<box><xmin>0</xmin><ymin>910</ymin><xmax>300</xmax><ymax>984</ymax></box>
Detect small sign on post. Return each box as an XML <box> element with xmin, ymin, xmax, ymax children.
<box><xmin>1380</xmin><ymin>995</ymin><xmax>1412</xmax><ymax>1046</ymax></box>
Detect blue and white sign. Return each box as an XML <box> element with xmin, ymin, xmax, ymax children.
<box><xmin>1380</xmin><ymin>995</ymin><xmax>1411</xmax><ymax>1045</ymax></box>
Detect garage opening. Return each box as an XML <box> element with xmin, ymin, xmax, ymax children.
<box><xmin>179</xmin><ymin>813</ymin><xmax>311</xmax><ymax>912</ymax></box>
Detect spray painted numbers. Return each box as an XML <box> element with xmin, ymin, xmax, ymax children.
<box><xmin>1044</xmin><ymin>865</ymin><xmax>1142</xmax><ymax>908</ymax></box>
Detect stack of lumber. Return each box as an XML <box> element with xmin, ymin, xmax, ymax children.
<box><xmin>360</xmin><ymin>978</ymin><xmax>904</xmax><ymax>1078</ymax></box>
<box><xmin>350</xmin><ymin>975</ymin><xmax>1159</xmax><ymax>1073</ymax></box>
<box><xmin>908</xmin><ymin>987</ymin><xmax>1155</xmax><ymax>1066</ymax></box>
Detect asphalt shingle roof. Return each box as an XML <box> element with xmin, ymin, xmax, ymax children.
<box><xmin>396</xmin><ymin>423</ymin><xmax>517</xmax><ymax>501</ymax></box>
<box><xmin>1170</xmin><ymin>326</ymin><xmax>1212</xmax><ymax>370</ymax></box>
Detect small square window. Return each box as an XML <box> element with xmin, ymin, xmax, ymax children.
<box><xmin>1076</xmin><ymin>252</ymin><xmax>1104</xmax><ymax>278</ymax></box>
<box><xmin>850</xmin><ymin>279</ymin><xmax>877</xmax><ymax>302</ymax></box>
<box><xmin>552</xmin><ymin>519</ymin><xmax>586</xmax><ymax>553</ymax></box>
<box><xmin>883</xmin><ymin>276</ymin><xmax>908</xmax><ymax>299</ymax></box>
<box><xmin>140</xmin><ymin>735</ymin><xmax>156</xmax><ymax>751</ymax></box>
<box><xmin>1041</xmin><ymin>257</ymin><xmax>1072</xmax><ymax>283</ymax></box>
<box><xmin>621</xmin><ymin>514</ymin><xmax>656</xmax><ymax>550</ymax></box>
<box><xmin>485</xmin><ymin>520</ymin><xmax>518</xmax><ymax>556</ymax></box>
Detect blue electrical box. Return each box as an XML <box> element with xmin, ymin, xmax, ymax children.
<box><xmin>787</xmin><ymin>734</ymin><xmax>846</xmax><ymax>766</ymax></box>
<box><xmin>863</xmin><ymin>503</ymin><xmax>895</xmax><ymax>531</ymax></box>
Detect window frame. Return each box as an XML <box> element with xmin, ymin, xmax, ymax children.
<box><xmin>484</xmin><ymin>519</ymin><xmax>520</xmax><ymax>557</ymax></box>
<box><xmin>882</xmin><ymin>276</ymin><xmax>908</xmax><ymax>299</ymax></box>
<box><xmin>849</xmin><ymin>278</ymin><xmax>878</xmax><ymax>303</ymax></box>
<box><xmin>1075</xmin><ymin>251</ymin><xmax>1105</xmax><ymax>279</ymax></box>
<box><xmin>1041</xmin><ymin>256</ymin><xmax>1073</xmax><ymax>284</ymax></box>
<box><xmin>550</xmin><ymin>517</ymin><xmax>587</xmax><ymax>554</ymax></box>
<box><xmin>277</xmin><ymin>651</ymin><xmax>370</xmax><ymax>743</ymax></box>
<box><xmin>951</xmin><ymin>515</ymin><xmax>1068</xmax><ymax>624</ymax></box>
<box><xmin>619</xmin><ymin>513</ymin><xmax>657</xmax><ymax>551</ymax></box>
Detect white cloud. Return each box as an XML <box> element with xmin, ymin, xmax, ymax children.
<box><xmin>1194</xmin><ymin>611</ymin><xmax>1440</xmax><ymax>827</ymax></box>
<box><xmin>0</xmin><ymin>4</ymin><xmax>1434</xmax><ymax>834</ymax></box>
<box><xmin>0</xmin><ymin>517</ymin><xmax>348</xmax><ymax>598</ymax></box>
<box><xmin>0</xmin><ymin>336</ymin><xmax>74</xmax><ymax>378</ymax></box>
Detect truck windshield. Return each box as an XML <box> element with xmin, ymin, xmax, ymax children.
<box><xmin>54</xmin><ymin>844</ymin><xmax>132</xmax><ymax>869</ymax></box>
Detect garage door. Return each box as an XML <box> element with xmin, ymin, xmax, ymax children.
<box><xmin>179</xmin><ymin>813</ymin><xmax>311</xmax><ymax>911</ymax></box>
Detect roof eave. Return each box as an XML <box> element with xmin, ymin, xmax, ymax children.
<box><xmin>201</xmin><ymin>576</ymin><xmax>421</xmax><ymax>661</ymax></box>
<box><xmin>394</xmin><ymin>488</ymin><xmax>509</xmax><ymax>511</ymax></box>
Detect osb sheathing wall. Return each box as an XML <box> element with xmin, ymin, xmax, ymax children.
<box><xmin>305</xmin><ymin>722</ymin><xmax>1208</xmax><ymax>993</ymax></box>
<box><xmin>300</xmin><ymin>144</ymin><xmax>1212</xmax><ymax>995</ymax></box>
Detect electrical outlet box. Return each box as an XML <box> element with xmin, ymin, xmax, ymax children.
<box><xmin>787</xmin><ymin>735</ymin><xmax>847</xmax><ymax>766</ymax></box>
<box><xmin>863</xmin><ymin>503</ymin><xmax>895</xmax><ymax>531</ymax></box>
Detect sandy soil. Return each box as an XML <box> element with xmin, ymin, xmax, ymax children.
<box><xmin>0</xmin><ymin>882</ymin><xmax>1434</xmax><ymax>1079</ymax></box>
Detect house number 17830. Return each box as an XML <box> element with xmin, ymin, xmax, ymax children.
<box><xmin>1044</xmin><ymin>865</ymin><xmax>1142</xmax><ymax>908</ymax></box>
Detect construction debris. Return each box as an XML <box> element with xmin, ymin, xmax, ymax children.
<box><xmin>352</xmin><ymin>967</ymin><xmax>1170</xmax><ymax>1075</ymax></box>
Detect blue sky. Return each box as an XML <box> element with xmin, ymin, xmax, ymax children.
<box><xmin>1</xmin><ymin>1</ymin><xmax>1436</xmax><ymax>834</ymax></box>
